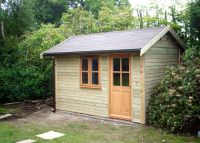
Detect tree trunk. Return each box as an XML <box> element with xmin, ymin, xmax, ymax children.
<box><xmin>0</xmin><ymin>0</ymin><xmax>5</xmax><ymax>40</ymax></box>
<box><xmin>146</xmin><ymin>10</ymin><xmax>150</xmax><ymax>28</ymax></box>
<box><xmin>165</xmin><ymin>10</ymin><xmax>167</xmax><ymax>21</ymax></box>
<box><xmin>1</xmin><ymin>21</ymin><xmax>5</xmax><ymax>40</ymax></box>
<box><xmin>170</xmin><ymin>6</ymin><xmax>176</xmax><ymax>23</ymax></box>
<box><xmin>137</xmin><ymin>9</ymin><xmax>143</xmax><ymax>28</ymax></box>
<box><xmin>139</xmin><ymin>10</ymin><xmax>143</xmax><ymax>28</ymax></box>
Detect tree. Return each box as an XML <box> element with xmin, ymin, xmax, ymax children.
<box><xmin>0</xmin><ymin>24</ymin><xmax>65</xmax><ymax>102</ymax></box>
<box><xmin>98</xmin><ymin>4</ymin><xmax>134</xmax><ymax>32</ymax></box>
<box><xmin>115</xmin><ymin>0</ymin><xmax>130</xmax><ymax>6</ymax></box>
<box><xmin>114</xmin><ymin>6</ymin><xmax>135</xmax><ymax>30</ymax></box>
<box><xmin>60</xmin><ymin>8</ymin><xmax>97</xmax><ymax>35</ymax></box>
<box><xmin>0</xmin><ymin>0</ymin><xmax>6</xmax><ymax>39</ymax></box>
<box><xmin>33</xmin><ymin>0</ymin><xmax>68</xmax><ymax>25</ymax></box>
<box><xmin>67</xmin><ymin>0</ymin><xmax>85</xmax><ymax>8</ymax></box>
<box><xmin>0</xmin><ymin>0</ymin><xmax>35</xmax><ymax>66</ymax></box>
<box><xmin>136</xmin><ymin>9</ymin><xmax>143</xmax><ymax>28</ymax></box>
<box><xmin>84</xmin><ymin>0</ymin><xmax>102</xmax><ymax>18</ymax></box>
<box><xmin>189</xmin><ymin>0</ymin><xmax>200</xmax><ymax>46</ymax></box>
<box><xmin>84</xmin><ymin>0</ymin><xmax>130</xmax><ymax>18</ymax></box>
<box><xmin>19</xmin><ymin>24</ymin><xmax>65</xmax><ymax>67</ymax></box>
<box><xmin>98</xmin><ymin>6</ymin><xmax>115</xmax><ymax>32</ymax></box>
<box><xmin>3</xmin><ymin>0</ymin><xmax>34</xmax><ymax>37</ymax></box>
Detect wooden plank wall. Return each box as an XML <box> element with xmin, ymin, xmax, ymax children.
<box><xmin>131</xmin><ymin>54</ymin><xmax>142</xmax><ymax>123</ymax></box>
<box><xmin>54</xmin><ymin>43</ymin><xmax>179</xmax><ymax>125</ymax></box>
<box><xmin>143</xmin><ymin>34</ymin><xmax>180</xmax><ymax>123</ymax></box>
<box><xmin>55</xmin><ymin>55</ymin><xmax>109</xmax><ymax>117</ymax></box>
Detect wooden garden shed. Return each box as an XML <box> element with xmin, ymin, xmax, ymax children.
<box><xmin>41</xmin><ymin>26</ymin><xmax>184</xmax><ymax>124</ymax></box>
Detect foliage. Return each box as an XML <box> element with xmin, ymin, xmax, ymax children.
<box><xmin>0</xmin><ymin>24</ymin><xmax>65</xmax><ymax>102</ymax></box>
<box><xmin>0</xmin><ymin>36</ymin><xmax>19</xmax><ymax>66</ymax></box>
<box><xmin>19</xmin><ymin>24</ymin><xmax>65</xmax><ymax>66</ymax></box>
<box><xmin>98</xmin><ymin>5</ymin><xmax>134</xmax><ymax>32</ymax></box>
<box><xmin>148</xmin><ymin>48</ymin><xmax>200</xmax><ymax>133</ymax></box>
<box><xmin>33</xmin><ymin>0</ymin><xmax>68</xmax><ymax>25</ymax></box>
<box><xmin>183</xmin><ymin>46</ymin><xmax>200</xmax><ymax>62</ymax></box>
<box><xmin>0</xmin><ymin>0</ymin><xmax>200</xmax><ymax>110</ymax></box>
<box><xmin>189</xmin><ymin>0</ymin><xmax>200</xmax><ymax>46</ymax></box>
<box><xmin>60</xmin><ymin>8</ymin><xmax>97</xmax><ymax>35</ymax></box>
<box><xmin>2</xmin><ymin>0</ymin><xmax>34</xmax><ymax>37</ymax></box>
<box><xmin>147</xmin><ymin>0</ymin><xmax>200</xmax><ymax>134</ymax></box>
<box><xmin>84</xmin><ymin>0</ymin><xmax>106</xmax><ymax>18</ymax></box>
<box><xmin>0</xmin><ymin>0</ymin><xmax>137</xmax><ymax>103</ymax></box>
<box><xmin>0</xmin><ymin>65</ymin><xmax>51</xmax><ymax>102</ymax></box>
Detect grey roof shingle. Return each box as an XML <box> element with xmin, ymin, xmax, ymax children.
<box><xmin>42</xmin><ymin>27</ymin><xmax>166</xmax><ymax>56</ymax></box>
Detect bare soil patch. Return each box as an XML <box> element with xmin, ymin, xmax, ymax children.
<box><xmin>1</xmin><ymin>98</ymin><xmax>141</xmax><ymax>128</ymax></box>
<box><xmin>0</xmin><ymin>98</ymin><xmax>53</xmax><ymax>121</ymax></box>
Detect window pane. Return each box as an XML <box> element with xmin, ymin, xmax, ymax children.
<box><xmin>113</xmin><ymin>73</ymin><xmax>120</xmax><ymax>86</ymax></box>
<box><xmin>92</xmin><ymin>58</ymin><xmax>98</xmax><ymax>71</ymax></box>
<box><xmin>82</xmin><ymin>72</ymin><xmax>88</xmax><ymax>84</ymax></box>
<box><xmin>92</xmin><ymin>72</ymin><xmax>98</xmax><ymax>85</ymax></box>
<box><xmin>82</xmin><ymin>59</ymin><xmax>88</xmax><ymax>71</ymax></box>
<box><xmin>122</xmin><ymin>73</ymin><xmax>129</xmax><ymax>86</ymax></box>
<box><xmin>113</xmin><ymin>58</ymin><xmax>120</xmax><ymax>71</ymax></box>
<box><xmin>122</xmin><ymin>58</ymin><xmax>129</xmax><ymax>71</ymax></box>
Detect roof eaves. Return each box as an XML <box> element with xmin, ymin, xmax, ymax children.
<box><xmin>40</xmin><ymin>36</ymin><xmax>75</xmax><ymax>59</ymax></box>
<box><xmin>42</xmin><ymin>48</ymin><xmax>141</xmax><ymax>57</ymax></box>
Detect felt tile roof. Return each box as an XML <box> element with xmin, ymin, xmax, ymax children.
<box><xmin>41</xmin><ymin>26</ymin><xmax>183</xmax><ymax>57</ymax></box>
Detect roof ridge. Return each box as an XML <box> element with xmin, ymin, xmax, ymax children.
<box><xmin>74</xmin><ymin>26</ymin><xmax>166</xmax><ymax>38</ymax></box>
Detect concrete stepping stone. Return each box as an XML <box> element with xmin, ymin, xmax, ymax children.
<box><xmin>36</xmin><ymin>131</ymin><xmax>65</xmax><ymax>140</ymax></box>
<box><xmin>16</xmin><ymin>139</ymin><xmax>36</xmax><ymax>143</ymax></box>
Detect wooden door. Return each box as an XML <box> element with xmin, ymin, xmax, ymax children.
<box><xmin>109</xmin><ymin>55</ymin><xmax>131</xmax><ymax>120</ymax></box>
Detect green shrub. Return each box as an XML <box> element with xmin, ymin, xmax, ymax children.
<box><xmin>148</xmin><ymin>48</ymin><xmax>200</xmax><ymax>133</ymax></box>
<box><xmin>0</xmin><ymin>24</ymin><xmax>65</xmax><ymax>103</ymax></box>
<box><xmin>0</xmin><ymin>64</ymin><xmax>52</xmax><ymax>102</ymax></box>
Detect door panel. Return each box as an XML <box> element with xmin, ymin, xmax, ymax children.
<box><xmin>122</xmin><ymin>91</ymin><xmax>131</xmax><ymax>115</ymax></box>
<box><xmin>111</xmin><ymin>91</ymin><xmax>121</xmax><ymax>114</ymax></box>
<box><xmin>110</xmin><ymin>55</ymin><xmax>131</xmax><ymax>120</ymax></box>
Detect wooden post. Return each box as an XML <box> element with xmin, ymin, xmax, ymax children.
<box><xmin>52</xmin><ymin>58</ymin><xmax>56</xmax><ymax>112</ymax></box>
<box><xmin>140</xmin><ymin>55</ymin><xmax>145</xmax><ymax>124</ymax></box>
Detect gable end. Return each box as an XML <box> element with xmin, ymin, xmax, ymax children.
<box><xmin>140</xmin><ymin>26</ymin><xmax>185</xmax><ymax>56</ymax></box>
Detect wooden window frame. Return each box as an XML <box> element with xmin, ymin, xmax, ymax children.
<box><xmin>80</xmin><ymin>56</ymin><xmax>101</xmax><ymax>89</ymax></box>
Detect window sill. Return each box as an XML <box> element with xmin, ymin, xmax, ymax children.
<box><xmin>80</xmin><ymin>85</ymin><xmax>101</xmax><ymax>89</ymax></box>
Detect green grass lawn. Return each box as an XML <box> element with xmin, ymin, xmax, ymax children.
<box><xmin>0</xmin><ymin>120</ymin><xmax>199</xmax><ymax>143</ymax></box>
<box><xmin>0</xmin><ymin>105</ymin><xmax>199</xmax><ymax>143</ymax></box>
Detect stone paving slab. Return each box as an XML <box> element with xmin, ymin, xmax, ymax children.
<box><xmin>36</xmin><ymin>131</ymin><xmax>65</xmax><ymax>140</ymax></box>
<box><xmin>16</xmin><ymin>139</ymin><xmax>36</xmax><ymax>143</ymax></box>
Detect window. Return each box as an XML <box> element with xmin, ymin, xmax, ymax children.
<box><xmin>80</xmin><ymin>57</ymin><xmax>100</xmax><ymax>88</ymax></box>
<box><xmin>113</xmin><ymin>57</ymin><xmax>130</xmax><ymax>86</ymax></box>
